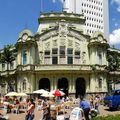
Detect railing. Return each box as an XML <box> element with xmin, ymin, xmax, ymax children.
<box><xmin>0</xmin><ymin>69</ymin><xmax>16</xmax><ymax>76</ymax></box>
<box><xmin>17</xmin><ymin>65</ymin><xmax>35</xmax><ymax>71</ymax></box>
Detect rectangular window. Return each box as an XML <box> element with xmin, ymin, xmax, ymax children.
<box><xmin>44</xmin><ymin>50</ymin><xmax>50</xmax><ymax>55</ymax></box>
<box><xmin>2</xmin><ymin>63</ymin><xmax>5</xmax><ymax>71</ymax></box>
<box><xmin>52</xmin><ymin>48</ymin><xmax>58</xmax><ymax>54</ymax></box>
<box><xmin>67</xmin><ymin>56</ymin><xmax>73</xmax><ymax>64</ymax></box>
<box><xmin>98</xmin><ymin>54</ymin><xmax>102</xmax><ymax>65</ymax></box>
<box><xmin>10</xmin><ymin>62</ymin><xmax>14</xmax><ymax>70</ymax></box>
<box><xmin>52</xmin><ymin>57</ymin><xmax>58</xmax><ymax>64</ymax></box>
<box><xmin>23</xmin><ymin>50</ymin><xmax>27</xmax><ymax>65</ymax></box>
<box><xmin>99</xmin><ymin>79</ymin><xmax>102</xmax><ymax>88</ymax></box>
<box><xmin>60</xmin><ymin>46</ymin><xmax>65</xmax><ymax>58</ymax></box>
<box><xmin>67</xmin><ymin>48</ymin><xmax>73</xmax><ymax>55</ymax></box>
<box><xmin>75</xmin><ymin>51</ymin><xmax>80</xmax><ymax>58</ymax></box>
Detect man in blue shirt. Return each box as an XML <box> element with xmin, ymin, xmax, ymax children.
<box><xmin>80</xmin><ymin>96</ymin><xmax>90</xmax><ymax>120</ymax></box>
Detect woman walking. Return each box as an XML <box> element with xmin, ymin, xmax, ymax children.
<box><xmin>26</xmin><ymin>99</ymin><xmax>35</xmax><ymax>120</ymax></box>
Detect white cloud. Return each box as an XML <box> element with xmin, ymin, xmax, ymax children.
<box><xmin>117</xmin><ymin>6</ymin><xmax>120</xmax><ymax>12</ymax></box>
<box><xmin>109</xmin><ymin>28</ymin><xmax>120</xmax><ymax>45</ymax></box>
<box><xmin>115</xmin><ymin>23</ymin><xmax>118</xmax><ymax>27</ymax></box>
<box><xmin>112</xmin><ymin>0</ymin><xmax>120</xmax><ymax>12</ymax></box>
<box><xmin>112</xmin><ymin>0</ymin><xmax>120</xmax><ymax>4</ymax></box>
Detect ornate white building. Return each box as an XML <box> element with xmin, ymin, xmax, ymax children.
<box><xmin>0</xmin><ymin>12</ymin><xmax>117</xmax><ymax>98</ymax></box>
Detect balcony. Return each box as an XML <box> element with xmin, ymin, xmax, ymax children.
<box><xmin>0</xmin><ymin>64</ymin><xmax>106</xmax><ymax>75</ymax></box>
<box><xmin>34</xmin><ymin>64</ymin><xmax>106</xmax><ymax>73</ymax></box>
<box><xmin>17</xmin><ymin>65</ymin><xmax>35</xmax><ymax>71</ymax></box>
<box><xmin>0</xmin><ymin>69</ymin><xmax>16</xmax><ymax>76</ymax></box>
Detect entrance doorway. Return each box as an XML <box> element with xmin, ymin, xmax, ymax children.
<box><xmin>39</xmin><ymin>78</ymin><xmax>50</xmax><ymax>91</ymax></box>
<box><xmin>57</xmin><ymin>78</ymin><xmax>68</xmax><ymax>96</ymax></box>
<box><xmin>75</xmin><ymin>78</ymin><xmax>86</xmax><ymax>98</ymax></box>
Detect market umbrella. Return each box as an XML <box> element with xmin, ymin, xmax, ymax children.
<box><xmin>17</xmin><ymin>93</ymin><xmax>28</xmax><ymax>97</ymax></box>
<box><xmin>41</xmin><ymin>92</ymin><xmax>54</xmax><ymax>98</ymax></box>
<box><xmin>50</xmin><ymin>90</ymin><xmax>65</xmax><ymax>97</ymax></box>
<box><xmin>5</xmin><ymin>92</ymin><xmax>18</xmax><ymax>96</ymax></box>
<box><xmin>33</xmin><ymin>89</ymin><xmax>49</xmax><ymax>94</ymax></box>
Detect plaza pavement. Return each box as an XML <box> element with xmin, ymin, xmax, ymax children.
<box><xmin>3</xmin><ymin>105</ymin><xmax>120</xmax><ymax>120</ymax></box>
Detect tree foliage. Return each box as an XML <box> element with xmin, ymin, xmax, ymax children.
<box><xmin>106</xmin><ymin>53</ymin><xmax>120</xmax><ymax>71</ymax></box>
<box><xmin>0</xmin><ymin>45</ymin><xmax>16</xmax><ymax>65</ymax></box>
<box><xmin>0</xmin><ymin>44</ymin><xmax>17</xmax><ymax>92</ymax></box>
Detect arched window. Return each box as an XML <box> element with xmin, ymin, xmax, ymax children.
<box><xmin>22</xmin><ymin>80</ymin><xmax>26</xmax><ymax>90</ymax></box>
<box><xmin>98</xmin><ymin>49</ymin><xmax>102</xmax><ymax>65</ymax></box>
<box><xmin>23</xmin><ymin>50</ymin><xmax>27</xmax><ymax>65</ymax></box>
<box><xmin>99</xmin><ymin>78</ymin><xmax>102</xmax><ymax>88</ymax></box>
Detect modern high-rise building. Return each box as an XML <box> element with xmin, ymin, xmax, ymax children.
<box><xmin>63</xmin><ymin>0</ymin><xmax>109</xmax><ymax>40</ymax></box>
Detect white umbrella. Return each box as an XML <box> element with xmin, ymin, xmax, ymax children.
<box><xmin>5</xmin><ymin>92</ymin><xmax>18</xmax><ymax>96</ymax></box>
<box><xmin>17</xmin><ymin>93</ymin><xmax>28</xmax><ymax>96</ymax></box>
<box><xmin>41</xmin><ymin>93</ymin><xmax>54</xmax><ymax>98</ymax></box>
<box><xmin>33</xmin><ymin>89</ymin><xmax>49</xmax><ymax>94</ymax></box>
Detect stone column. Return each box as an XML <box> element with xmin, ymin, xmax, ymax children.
<box><xmin>50</xmin><ymin>76</ymin><xmax>54</xmax><ymax>91</ymax></box>
<box><xmin>72</xmin><ymin>76</ymin><xmax>75</xmax><ymax>93</ymax></box>
<box><xmin>69</xmin><ymin>76</ymin><xmax>72</xmax><ymax>93</ymax></box>
<box><xmin>18</xmin><ymin>48</ymin><xmax>22</xmax><ymax>65</ymax></box>
<box><xmin>90</xmin><ymin>73</ymin><xmax>96</xmax><ymax>92</ymax></box>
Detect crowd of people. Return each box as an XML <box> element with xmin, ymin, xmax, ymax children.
<box><xmin>0</xmin><ymin>94</ymin><xmax>104</xmax><ymax>120</ymax></box>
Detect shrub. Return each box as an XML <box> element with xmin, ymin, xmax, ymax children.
<box><xmin>91</xmin><ymin>114</ymin><xmax>120</xmax><ymax>120</ymax></box>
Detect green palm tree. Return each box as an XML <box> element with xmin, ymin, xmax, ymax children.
<box><xmin>0</xmin><ymin>45</ymin><xmax>16</xmax><ymax>92</ymax></box>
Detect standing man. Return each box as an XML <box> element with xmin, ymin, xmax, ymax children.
<box><xmin>80</xmin><ymin>96</ymin><xmax>90</xmax><ymax>120</ymax></box>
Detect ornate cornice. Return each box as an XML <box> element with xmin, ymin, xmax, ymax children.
<box><xmin>38</xmin><ymin>12</ymin><xmax>85</xmax><ymax>24</ymax></box>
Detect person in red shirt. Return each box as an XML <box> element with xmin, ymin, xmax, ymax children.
<box><xmin>26</xmin><ymin>99</ymin><xmax>35</xmax><ymax>120</ymax></box>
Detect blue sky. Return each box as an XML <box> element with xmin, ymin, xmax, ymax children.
<box><xmin>0</xmin><ymin>0</ymin><xmax>120</xmax><ymax>48</ymax></box>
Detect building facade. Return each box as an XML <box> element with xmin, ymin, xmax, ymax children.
<box><xmin>63</xmin><ymin>0</ymin><xmax>109</xmax><ymax>40</ymax></box>
<box><xmin>0</xmin><ymin>12</ymin><xmax>118</xmax><ymax>98</ymax></box>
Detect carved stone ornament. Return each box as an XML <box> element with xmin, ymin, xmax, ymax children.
<box><xmin>59</xmin><ymin>23</ymin><xmax>69</xmax><ymax>37</ymax></box>
<box><xmin>45</xmin><ymin>42</ymin><xmax>50</xmax><ymax>50</ymax></box>
<box><xmin>75</xmin><ymin>42</ymin><xmax>80</xmax><ymax>50</ymax></box>
<box><xmin>53</xmin><ymin>40</ymin><xmax>57</xmax><ymax>47</ymax></box>
<box><xmin>68</xmin><ymin>40</ymin><xmax>73</xmax><ymax>47</ymax></box>
<box><xmin>60</xmin><ymin>39</ymin><xmax>65</xmax><ymax>46</ymax></box>
<box><xmin>82</xmin><ymin>52</ymin><xmax>86</xmax><ymax>64</ymax></box>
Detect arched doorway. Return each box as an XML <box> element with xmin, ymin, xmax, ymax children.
<box><xmin>75</xmin><ymin>78</ymin><xmax>86</xmax><ymax>98</ymax></box>
<box><xmin>57</xmin><ymin>78</ymin><xmax>69</xmax><ymax>96</ymax></box>
<box><xmin>39</xmin><ymin>78</ymin><xmax>50</xmax><ymax>91</ymax></box>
